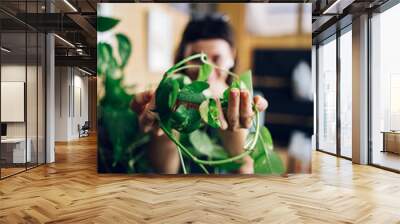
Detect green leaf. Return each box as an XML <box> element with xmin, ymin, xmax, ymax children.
<box><xmin>97</xmin><ymin>16</ymin><xmax>120</xmax><ymax>32</ymax></box>
<box><xmin>199</xmin><ymin>100</ymin><xmax>209</xmax><ymax>124</ymax></box>
<box><xmin>207</xmin><ymin>99</ymin><xmax>221</xmax><ymax>128</ymax></box>
<box><xmin>189</xmin><ymin>130</ymin><xmax>228</xmax><ymax>158</ymax></box>
<box><xmin>179</xmin><ymin>133</ymin><xmax>203</xmax><ymax>158</ymax></box>
<box><xmin>254</xmin><ymin>151</ymin><xmax>285</xmax><ymax>174</ymax></box>
<box><xmin>182</xmin><ymin>81</ymin><xmax>209</xmax><ymax>93</ymax></box>
<box><xmin>189</xmin><ymin>130</ymin><xmax>214</xmax><ymax>157</ymax></box>
<box><xmin>97</xmin><ymin>42</ymin><xmax>113</xmax><ymax>75</ymax></box>
<box><xmin>248</xmin><ymin>133</ymin><xmax>263</xmax><ymax>160</ymax></box>
<box><xmin>261</xmin><ymin>127</ymin><xmax>273</xmax><ymax>150</ymax></box>
<box><xmin>177</xmin><ymin>90</ymin><xmax>206</xmax><ymax>104</ymax></box>
<box><xmin>156</xmin><ymin>78</ymin><xmax>174</xmax><ymax>114</ymax></box>
<box><xmin>231</xmin><ymin>79</ymin><xmax>241</xmax><ymax>89</ymax></box>
<box><xmin>269</xmin><ymin>152</ymin><xmax>285</xmax><ymax>174</ymax></box>
<box><xmin>252</xmin><ymin>127</ymin><xmax>285</xmax><ymax>174</ymax></box>
<box><xmin>116</xmin><ymin>33</ymin><xmax>131</xmax><ymax>68</ymax></box>
<box><xmin>171</xmin><ymin>74</ymin><xmax>192</xmax><ymax>88</ymax></box>
<box><xmin>254</xmin><ymin>154</ymin><xmax>270</xmax><ymax>173</ymax></box>
<box><xmin>168</xmin><ymin>79</ymin><xmax>180</xmax><ymax>109</ymax></box>
<box><xmin>197</xmin><ymin>63</ymin><xmax>212</xmax><ymax>81</ymax></box>
<box><xmin>210</xmin><ymin>145</ymin><xmax>229</xmax><ymax>159</ymax></box>
<box><xmin>239</xmin><ymin>70</ymin><xmax>253</xmax><ymax>95</ymax></box>
<box><xmin>170</xmin><ymin>105</ymin><xmax>201</xmax><ymax>133</ymax></box>
<box><xmin>101</xmin><ymin>105</ymin><xmax>139</xmax><ymax>166</ymax></box>
<box><xmin>199</xmin><ymin>99</ymin><xmax>221</xmax><ymax>128</ymax></box>
<box><xmin>102</xmin><ymin>74</ymin><xmax>132</xmax><ymax>108</ymax></box>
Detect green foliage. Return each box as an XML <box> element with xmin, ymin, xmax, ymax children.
<box><xmin>116</xmin><ymin>33</ymin><xmax>131</xmax><ymax>68</ymax></box>
<box><xmin>197</xmin><ymin>63</ymin><xmax>212</xmax><ymax>81</ymax></box>
<box><xmin>182</xmin><ymin>81</ymin><xmax>209</xmax><ymax>93</ymax></box>
<box><xmin>189</xmin><ymin>130</ymin><xmax>215</xmax><ymax>157</ymax></box>
<box><xmin>177</xmin><ymin>90</ymin><xmax>206</xmax><ymax>105</ymax></box>
<box><xmin>97</xmin><ymin>16</ymin><xmax>144</xmax><ymax>172</ymax></box>
<box><xmin>168</xmin><ymin>79</ymin><xmax>180</xmax><ymax>110</ymax></box>
<box><xmin>239</xmin><ymin>70</ymin><xmax>253</xmax><ymax>96</ymax></box>
<box><xmin>252</xmin><ymin>127</ymin><xmax>285</xmax><ymax>174</ymax></box>
<box><xmin>98</xmin><ymin>16</ymin><xmax>286</xmax><ymax>175</ymax></box>
<box><xmin>177</xmin><ymin>81</ymin><xmax>208</xmax><ymax>104</ymax></box>
<box><xmin>97</xmin><ymin>16</ymin><xmax>120</xmax><ymax>32</ymax></box>
<box><xmin>97</xmin><ymin>43</ymin><xmax>113</xmax><ymax>76</ymax></box>
<box><xmin>199</xmin><ymin>99</ymin><xmax>221</xmax><ymax>128</ymax></box>
<box><xmin>170</xmin><ymin>105</ymin><xmax>202</xmax><ymax>133</ymax></box>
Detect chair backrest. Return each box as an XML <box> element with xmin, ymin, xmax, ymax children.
<box><xmin>82</xmin><ymin>121</ymin><xmax>90</xmax><ymax>129</ymax></box>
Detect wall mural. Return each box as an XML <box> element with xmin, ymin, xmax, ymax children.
<box><xmin>97</xmin><ymin>3</ymin><xmax>312</xmax><ymax>175</ymax></box>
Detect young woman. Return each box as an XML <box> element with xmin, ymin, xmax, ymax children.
<box><xmin>131</xmin><ymin>14</ymin><xmax>268</xmax><ymax>174</ymax></box>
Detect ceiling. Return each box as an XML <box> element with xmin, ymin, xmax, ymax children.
<box><xmin>312</xmin><ymin>0</ymin><xmax>390</xmax><ymax>42</ymax></box>
<box><xmin>0</xmin><ymin>0</ymin><xmax>394</xmax><ymax>73</ymax></box>
<box><xmin>0</xmin><ymin>0</ymin><xmax>98</xmax><ymax>73</ymax></box>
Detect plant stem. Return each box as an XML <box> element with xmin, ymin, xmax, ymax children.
<box><xmin>171</xmin><ymin>64</ymin><xmax>201</xmax><ymax>74</ymax></box>
<box><xmin>199</xmin><ymin>54</ymin><xmax>238</xmax><ymax>78</ymax></box>
<box><xmin>177</xmin><ymin>147</ymin><xmax>187</xmax><ymax>174</ymax></box>
<box><xmin>166</xmin><ymin>53</ymin><xmax>204</xmax><ymax>74</ymax></box>
<box><xmin>166</xmin><ymin>52</ymin><xmax>238</xmax><ymax>79</ymax></box>
<box><xmin>198</xmin><ymin>164</ymin><xmax>209</xmax><ymax>174</ymax></box>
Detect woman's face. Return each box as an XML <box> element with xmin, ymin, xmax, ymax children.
<box><xmin>183</xmin><ymin>38</ymin><xmax>235</xmax><ymax>97</ymax></box>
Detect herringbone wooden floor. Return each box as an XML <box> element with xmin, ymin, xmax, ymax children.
<box><xmin>1</xmin><ymin>135</ymin><xmax>400</xmax><ymax>224</ymax></box>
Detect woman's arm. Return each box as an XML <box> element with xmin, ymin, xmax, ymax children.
<box><xmin>131</xmin><ymin>91</ymin><xmax>180</xmax><ymax>174</ymax></box>
<box><xmin>147</xmin><ymin>134</ymin><xmax>180</xmax><ymax>174</ymax></box>
<box><xmin>218</xmin><ymin>89</ymin><xmax>268</xmax><ymax>174</ymax></box>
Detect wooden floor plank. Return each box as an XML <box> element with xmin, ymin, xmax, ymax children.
<box><xmin>0</xmin><ymin>135</ymin><xmax>400</xmax><ymax>223</ymax></box>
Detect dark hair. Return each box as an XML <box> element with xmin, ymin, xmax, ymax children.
<box><xmin>174</xmin><ymin>13</ymin><xmax>235</xmax><ymax>64</ymax></box>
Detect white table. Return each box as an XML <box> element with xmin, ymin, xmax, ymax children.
<box><xmin>1</xmin><ymin>138</ymin><xmax>31</xmax><ymax>163</ymax></box>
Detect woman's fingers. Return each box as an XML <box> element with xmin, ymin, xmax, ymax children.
<box><xmin>225</xmin><ymin>91</ymin><xmax>268</xmax><ymax>131</ymax></box>
<box><xmin>138</xmin><ymin>110</ymin><xmax>157</xmax><ymax>133</ymax></box>
<box><xmin>254</xmin><ymin>95</ymin><xmax>268</xmax><ymax>112</ymax></box>
<box><xmin>131</xmin><ymin>90</ymin><xmax>154</xmax><ymax>114</ymax></box>
<box><xmin>227</xmin><ymin>88</ymin><xmax>240</xmax><ymax>130</ymax></box>
<box><xmin>215</xmin><ymin>98</ymin><xmax>228</xmax><ymax>130</ymax></box>
<box><xmin>131</xmin><ymin>90</ymin><xmax>159</xmax><ymax>134</ymax></box>
<box><xmin>152</xmin><ymin>123</ymin><xmax>164</xmax><ymax>137</ymax></box>
<box><xmin>238</xmin><ymin>156</ymin><xmax>254</xmax><ymax>174</ymax></box>
<box><xmin>239</xmin><ymin>90</ymin><xmax>254</xmax><ymax>129</ymax></box>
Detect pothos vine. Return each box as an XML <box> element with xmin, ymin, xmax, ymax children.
<box><xmin>155</xmin><ymin>53</ymin><xmax>283</xmax><ymax>174</ymax></box>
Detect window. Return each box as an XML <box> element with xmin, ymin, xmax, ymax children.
<box><xmin>317</xmin><ymin>36</ymin><xmax>337</xmax><ymax>154</ymax></box>
<box><xmin>339</xmin><ymin>29</ymin><xmax>352</xmax><ymax>158</ymax></box>
<box><xmin>370</xmin><ymin>2</ymin><xmax>400</xmax><ymax>171</ymax></box>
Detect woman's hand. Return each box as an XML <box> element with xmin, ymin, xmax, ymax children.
<box><xmin>218</xmin><ymin>88</ymin><xmax>268</xmax><ymax>131</ymax></box>
<box><xmin>217</xmin><ymin>88</ymin><xmax>268</xmax><ymax>174</ymax></box>
<box><xmin>130</xmin><ymin>90</ymin><xmax>163</xmax><ymax>136</ymax></box>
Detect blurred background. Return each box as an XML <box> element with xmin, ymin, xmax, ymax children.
<box><xmin>98</xmin><ymin>3</ymin><xmax>313</xmax><ymax>173</ymax></box>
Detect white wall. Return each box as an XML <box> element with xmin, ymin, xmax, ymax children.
<box><xmin>1</xmin><ymin>65</ymin><xmax>35</xmax><ymax>138</ymax></box>
<box><xmin>55</xmin><ymin>66</ymin><xmax>69</xmax><ymax>141</ymax></box>
<box><xmin>54</xmin><ymin>67</ymin><xmax>89</xmax><ymax>141</ymax></box>
<box><xmin>1</xmin><ymin>66</ymin><xmax>26</xmax><ymax>139</ymax></box>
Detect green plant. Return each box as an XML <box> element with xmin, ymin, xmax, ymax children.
<box><xmin>97</xmin><ymin>16</ymin><xmax>285</xmax><ymax>175</ymax></box>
